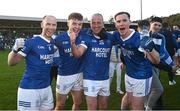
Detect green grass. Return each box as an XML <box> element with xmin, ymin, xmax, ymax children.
<box><xmin>0</xmin><ymin>50</ymin><xmax>180</xmax><ymax>110</ymax></box>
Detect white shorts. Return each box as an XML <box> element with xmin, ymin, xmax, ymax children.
<box><xmin>175</xmin><ymin>49</ymin><xmax>180</xmax><ymax>57</ymax></box>
<box><xmin>18</xmin><ymin>86</ymin><xmax>54</xmax><ymax>110</ymax></box>
<box><xmin>83</xmin><ymin>79</ymin><xmax>110</xmax><ymax>97</ymax></box>
<box><xmin>125</xmin><ymin>74</ymin><xmax>152</xmax><ymax>97</ymax></box>
<box><xmin>56</xmin><ymin>73</ymin><xmax>83</xmax><ymax>94</ymax></box>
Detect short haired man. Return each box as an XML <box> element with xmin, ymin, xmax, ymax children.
<box><xmin>113</xmin><ymin>12</ymin><xmax>160</xmax><ymax>110</ymax></box>
<box><xmin>8</xmin><ymin>15</ymin><xmax>57</xmax><ymax>110</ymax></box>
<box><xmin>54</xmin><ymin>12</ymin><xmax>84</xmax><ymax>110</ymax></box>
<box><xmin>69</xmin><ymin>13</ymin><xmax>115</xmax><ymax>110</ymax></box>
<box><xmin>144</xmin><ymin>17</ymin><xmax>176</xmax><ymax>110</ymax></box>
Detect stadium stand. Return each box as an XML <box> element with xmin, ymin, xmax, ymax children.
<box><xmin>0</xmin><ymin>15</ymin><xmax>137</xmax><ymax>50</ymax></box>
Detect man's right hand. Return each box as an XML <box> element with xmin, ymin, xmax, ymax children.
<box><xmin>69</xmin><ymin>30</ymin><xmax>78</xmax><ymax>45</ymax></box>
<box><xmin>12</xmin><ymin>38</ymin><xmax>25</xmax><ymax>53</ymax></box>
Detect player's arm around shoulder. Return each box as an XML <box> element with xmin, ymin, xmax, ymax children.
<box><xmin>69</xmin><ymin>31</ymin><xmax>86</xmax><ymax>58</ymax></box>
<box><xmin>146</xmin><ymin>49</ymin><xmax>160</xmax><ymax>64</ymax></box>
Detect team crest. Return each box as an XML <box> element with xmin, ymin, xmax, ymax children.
<box><xmin>47</xmin><ymin>44</ymin><xmax>52</xmax><ymax>51</ymax></box>
<box><xmin>62</xmin><ymin>41</ymin><xmax>69</xmax><ymax>45</ymax></box>
<box><xmin>92</xmin><ymin>40</ymin><xmax>97</xmax><ymax>43</ymax></box>
<box><xmin>99</xmin><ymin>40</ymin><xmax>104</xmax><ymax>45</ymax></box>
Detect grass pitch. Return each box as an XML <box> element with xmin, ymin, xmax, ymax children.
<box><xmin>0</xmin><ymin>50</ymin><xmax>180</xmax><ymax>110</ymax></box>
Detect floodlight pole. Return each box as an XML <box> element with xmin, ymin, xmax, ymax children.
<box><xmin>140</xmin><ymin>0</ymin><xmax>142</xmax><ymax>20</ymax></box>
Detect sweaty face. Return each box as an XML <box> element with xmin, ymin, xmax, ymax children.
<box><xmin>68</xmin><ymin>19</ymin><xmax>83</xmax><ymax>34</ymax></box>
<box><xmin>150</xmin><ymin>22</ymin><xmax>162</xmax><ymax>33</ymax></box>
<box><xmin>41</xmin><ymin>16</ymin><xmax>57</xmax><ymax>39</ymax></box>
<box><xmin>90</xmin><ymin>16</ymin><xmax>104</xmax><ymax>35</ymax></box>
<box><xmin>115</xmin><ymin>14</ymin><xmax>131</xmax><ymax>38</ymax></box>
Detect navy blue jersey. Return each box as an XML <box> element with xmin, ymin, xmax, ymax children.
<box><xmin>54</xmin><ymin>32</ymin><xmax>83</xmax><ymax>76</ymax></box>
<box><xmin>79</xmin><ymin>30</ymin><xmax>115</xmax><ymax>80</ymax></box>
<box><xmin>113</xmin><ymin>30</ymin><xmax>153</xmax><ymax>79</ymax></box>
<box><xmin>160</xmin><ymin>29</ymin><xmax>175</xmax><ymax>57</ymax></box>
<box><xmin>151</xmin><ymin>32</ymin><xmax>174</xmax><ymax>66</ymax></box>
<box><xmin>18</xmin><ymin>35</ymin><xmax>54</xmax><ymax>89</ymax></box>
<box><xmin>173</xmin><ymin>30</ymin><xmax>180</xmax><ymax>49</ymax></box>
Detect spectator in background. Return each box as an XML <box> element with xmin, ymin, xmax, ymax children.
<box><xmin>109</xmin><ymin>44</ymin><xmax>124</xmax><ymax>94</ymax></box>
<box><xmin>173</xmin><ymin>25</ymin><xmax>180</xmax><ymax>71</ymax></box>
<box><xmin>160</xmin><ymin>22</ymin><xmax>176</xmax><ymax>85</ymax></box>
<box><xmin>0</xmin><ymin>36</ymin><xmax>5</xmax><ymax>50</ymax></box>
<box><xmin>144</xmin><ymin>17</ymin><xmax>176</xmax><ymax>110</ymax></box>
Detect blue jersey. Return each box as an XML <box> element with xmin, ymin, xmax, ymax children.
<box><xmin>113</xmin><ymin>30</ymin><xmax>152</xmax><ymax>79</ymax></box>
<box><xmin>52</xmin><ymin>49</ymin><xmax>60</xmax><ymax>66</ymax></box>
<box><xmin>54</xmin><ymin>32</ymin><xmax>83</xmax><ymax>76</ymax></box>
<box><xmin>79</xmin><ymin>29</ymin><xmax>115</xmax><ymax>80</ymax></box>
<box><xmin>52</xmin><ymin>35</ymin><xmax>60</xmax><ymax>66</ymax></box>
<box><xmin>18</xmin><ymin>35</ymin><xmax>54</xmax><ymax>89</ymax></box>
<box><xmin>151</xmin><ymin>32</ymin><xmax>174</xmax><ymax>66</ymax></box>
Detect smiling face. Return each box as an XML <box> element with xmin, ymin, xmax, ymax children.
<box><xmin>150</xmin><ymin>21</ymin><xmax>162</xmax><ymax>33</ymax></box>
<box><xmin>90</xmin><ymin>14</ymin><xmax>104</xmax><ymax>35</ymax></box>
<box><xmin>68</xmin><ymin>19</ymin><xmax>83</xmax><ymax>34</ymax></box>
<box><xmin>114</xmin><ymin>13</ymin><xmax>131</xmax><ymax>38</ymax></box>
<box><xmin>41</xmin><ymin>15</ymin><xmax>57</xmax><ymax>39</ymax></box>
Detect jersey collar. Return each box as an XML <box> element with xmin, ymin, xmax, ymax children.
<box><xmin>39</xmin><ymin>35</ymin><xmax>51</xmax><ymax>43</ymax></box>
<box><xmin>121</xmin><ymin>29</ymin><xmax>135</xmax><ymax>41</ymax></box>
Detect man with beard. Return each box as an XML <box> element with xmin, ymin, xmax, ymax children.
<box><xmin>69</xmin><ymin>13</ymin><xmax>115</xmax><ymax>110</ymax></box>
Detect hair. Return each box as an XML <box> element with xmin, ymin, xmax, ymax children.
<box><xmin>91</xmin><ymin>13</ymin><xmax>104</xmax><ymax>21</ymax></box>
<box><xmin>41</xmin><ymin>15</ymin><xmax>57</xmax><ymax>26</ymax></box>
<box><xmin>114</xmin><ymin>11</ymin><xmax>130</xmax><ymax>20</ymax></box>
<box><xmin>162</xmin><ymin>22</ymin><xmax>170</xmax><ymax>28</ymax></box>
<box><xmin>42</xmin><ymin>15</ymin><xmax>47</xmax><ymax>20</ymax></box>
<box><xmin>150</xmin><ymin>16</ymin><xmax>162</xmax><ymax>23</ymax></box>
<box><xmin>42</xmin><ymin>15</ymin><xmax>50</xmax><ymax>21</ymax></box>
<box><xmin>68</xmin><ymin>12</ymin><xmax>83</xmax><ymax>21</ymax></box>
<box><xmin>138</xmin><ymin>20</ymin><xmax>150</xmax><ymax>29</ymax></box>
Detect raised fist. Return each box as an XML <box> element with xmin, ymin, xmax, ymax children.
<box><xmin>12</xmin><ymin>38</ymin><xmax>25</xmax><ymax>53</ymax></box>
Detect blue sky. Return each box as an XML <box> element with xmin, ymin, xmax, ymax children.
<box><xmin>0</xmin><ymin>0</ymin><xmax>179</xmax><ymax>21</ymax></box>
